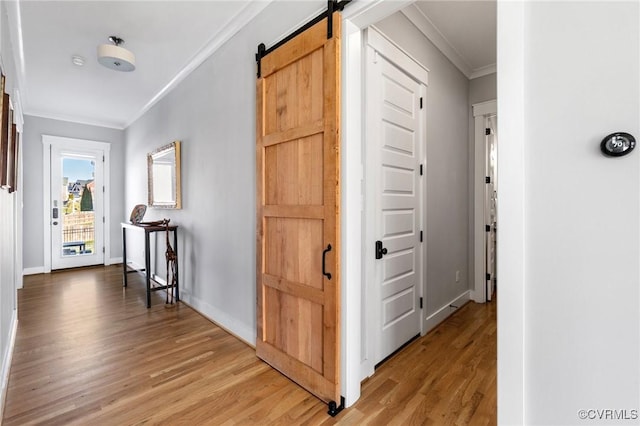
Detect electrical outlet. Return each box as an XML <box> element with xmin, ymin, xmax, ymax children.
<box><xmin>455</xmin><ymin>270</ymin><xmax>460</xmax><ymax>283</ymax></box>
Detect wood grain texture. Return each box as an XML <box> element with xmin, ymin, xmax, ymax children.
<box><xmin>256</xmin><ymin>12</ymin><xmax>341</xmax><ymax>403</ymax></box>
<box><xmin>3</xmin><ymin>267</ymin><xmax>496</xmax><ymax>425</ymax></box>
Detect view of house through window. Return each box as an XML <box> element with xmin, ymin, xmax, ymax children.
<box><xmin>61</xmin><ymin>157</ymin><xmax>95</xmax><ymax>257</ymax></box>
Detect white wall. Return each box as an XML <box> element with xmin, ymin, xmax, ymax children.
<box><xmin>124</xmin><ymin>1</ymin><xmax>326</xmax><ymax>345</ymax></box>
<box><xmin>21</xmin><ymin>115</ymin><xmax>125</xmax><ymax>271</ymax></box>
<box><xmin>373</xmin><ymin>13</ymin><xmax>471</xmax><ymax>316</ymax></box>
<box><xmin>470</xmin><ymin>73</ymin><xmax>496</xmax><ymax>106</ymax></box>
<box><xmin>0</xmin><ymin>0</ymin><xmax>20</xmax><ymax>414</ymax></box>
<box><xmin>498</xmin><ymin>1</ymin><xmax>640</xmax><ymax>424</ymax></box>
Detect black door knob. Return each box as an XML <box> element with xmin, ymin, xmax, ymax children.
<box><xmin>375</xmin><ymin>240</ymin><xmax>388</xmax><ymax>259</ymax></box>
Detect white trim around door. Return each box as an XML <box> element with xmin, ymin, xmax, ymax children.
<box><xmin>341</xmin><ymin>3</ymin><xmax>526</xmax><ymax>422</ymax></box>
<box><xmin>42</xmin><ymin>135</ymin><xmax>111</xmax><ymax>273</ymax></box>
<box><xmin>362</xmin><ymin>25</ymin><xmax>429</xmax><ymax>382</ymax></box>
<box><xmin>340</xmin><ymin>0</ymin><xmax>414</xmax><ymax>407</ymax></box>
<box><xmin>472</xmin><ymin>100</ymin><xmax>497</xmax><ymax>303</ymax></box>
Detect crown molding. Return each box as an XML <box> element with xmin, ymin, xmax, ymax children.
<box><xmin>5</xmin><ymin>0</ymin><xmax>28</xmax><ymax>113</ymax></box>
<box><xmin>125</xmin><ymin>0</ymin><xmax>273</xmax><ymax>128</ymax></box>
<box><xmin>26</xmin><ymin>109</ymin><xmax>125</xmax><ymax>130</ymax></box>
<box><xmin>401</xmin><ymin>4</ymin><xmax>473</xmax><ymax>78</ymax></box>
<box><xmin>10</xmin><ymin>0</ymin><xmax>273</xmax><ymax>130</ymax></box>
<box><xmin>401</xmin><ymin>4</ymin><xmax>497</xmax><ymax>81</ymax></box>
<box><xmin>342</xmin><ymin>0</ymin><xmax>414</xmax><ymax>28</ymax></box>
<box><xmin>470</xmin><ymin>63</ymin><xmax>497</xmax><ymax>80</ymax></box>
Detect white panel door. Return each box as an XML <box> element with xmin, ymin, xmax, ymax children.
<box><xmin>485</xmin><ymin>115</ymin><xmax>498</xmax><ymax>301</ymax></box>
<box><xmin>368</xmin><ymin>48</ymin><xmax>425</xmax><ymax>364</ymax></box>
<box><xmin>50</xmin><ymin>147</ymin><xmax>105</xmax><ymax>270</ymax></box>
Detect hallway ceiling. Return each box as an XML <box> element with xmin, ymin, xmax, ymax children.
<box><xmin>8</xmin><ymin>1</ymin><xmax>496</xmax><ymax>130</ymax></box>
<box><xmin>9</xmin><ymin>1</ymin><xmax>270</xmax><ymax>129</ymax></box>
<box><xmin>409</xmin><ymin>1</ymin><xmax>496</xmax><ymax>78</ymax></box>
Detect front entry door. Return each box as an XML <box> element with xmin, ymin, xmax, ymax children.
<box><xmin>256</xmin><ymin>14</ymin><xmax>342</xmax><ymax>404</ymax></box>
<box><xmin>50</xmin><ymin>147</ymin><xmax>105</xmax><ymax>270</ymax></box>
<box><xmin>367</xmin><ymin>45</ymin><xmax>425</xmax><ymax>364</ymax></box>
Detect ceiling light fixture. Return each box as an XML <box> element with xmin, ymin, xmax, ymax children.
<box><xmin>97</xmin><ymin>36</ymin><xmax>135</xmax><ymax>72</ymax></box>
<box><xmin>71</xmin><ymin>55</ymin><xmax>85</xmax><ymax>67</ymax></box>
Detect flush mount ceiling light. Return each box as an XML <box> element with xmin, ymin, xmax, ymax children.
<box><xmin>97</xmin><ymin>36</ymin><xmax>135</xmax><ymax>72</ymax></box>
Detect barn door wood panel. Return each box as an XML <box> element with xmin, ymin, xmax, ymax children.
<box><xmin>256</xmin><ymin>12</ymin><xmax>341</xmax><ymax>408</ymax></box>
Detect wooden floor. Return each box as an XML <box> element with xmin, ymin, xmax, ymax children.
<box><xmin>3</xmin><ymin>266</ymin><xmax>496</xmax><ymax>425</ymax></box>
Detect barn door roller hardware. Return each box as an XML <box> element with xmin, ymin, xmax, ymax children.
<box><xmin>328</xmin><ymin>396</ymin><xmax>345</xmax><ymax>417</ymax></box>
<box><xmin>255</xmin><ymin>0</ymin><xmax>351</xmax><ymax>77</ymax></box>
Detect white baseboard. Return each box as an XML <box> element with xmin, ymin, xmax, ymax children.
<box><xmin>470</xmin><ymin>289</ymin><xmax>487</xmax><ymax>304</ymax></box>
<box><xmin>150</xmin><ymin>273</ymin><xmax>167</xmax><ymax>286</ymax></box>
<box><xmin>424</xmin><ymin>290</ymin><xmax>472</xmax><ymax>334</ymax></box>
<box><xmin>0</xmin><ymin>311</ymin><xmax>17</xmax><ymax>420</ymax></box>
<box><xmin>125</xmin><ymin>260</ymin><xmax>145</xmax><ymax>272</ymax></box>
<box><xmin>180</xmin><ymin>291</ymin><xmax>255</xmax><ymax>347</ymax></box>
<box><xmin>24</xmin><ymin>259</ymin><xmax>124</xmax><ymax>275</ymax></box>
<box><xmin>23</xmin><ymin>266</ymin><xmax>44</xmax><ymax>275</ymax></box>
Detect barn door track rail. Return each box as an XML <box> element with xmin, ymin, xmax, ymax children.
<box><xmin>255</xmin><ymin>0</ymin><xmax>351</xmax><ymax>78</ymax></box>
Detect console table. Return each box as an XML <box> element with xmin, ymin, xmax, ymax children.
<box><xmin>121</xmin><ymin>222</ymin><xmax>179</xmax><ymax>308</ymax></box>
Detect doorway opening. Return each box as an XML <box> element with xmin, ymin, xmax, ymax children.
<box><xmin>340</xmin><ymin>0</ymin><xmax>497</xmax><ymax>407</ymax></box>
<box><xmin>472</xmin><ymin>100</ymin><xmax>498</xmax><ymax>303</ymax></box>
<box><xmin>42</xmin><ymin>135</ymin><xmax>111</xmax><ymax>272</ymax></box>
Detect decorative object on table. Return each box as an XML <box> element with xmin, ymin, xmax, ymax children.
<box><xmin>162</xmin><ymin>218</ymin><xmax>177</xmax><ymax>307</ymax></box>
<box><xmin>147</xmin><ymin>141</ymin><xmax>182</xmax><ymax>209</ymax></box>
<box><xmin>129</xmin><ymin>204</ymin><xmax>147</xmax><ymax>224</ymax></box>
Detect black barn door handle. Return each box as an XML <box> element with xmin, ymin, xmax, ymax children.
<box><xmin>322</xmin><ymin>244</ymin><xmax>332</xmax><ymax>280</ymax></box>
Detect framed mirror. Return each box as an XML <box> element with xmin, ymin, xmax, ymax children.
<box><xmin>147</xmin><ymin>141</ymin><xmax>181</xmax><ymax>209</ymax></box>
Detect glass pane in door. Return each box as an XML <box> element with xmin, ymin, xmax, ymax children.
<box><xmin>61</xmin><ymin>157</ymin><xmax>96</xmax><ymax>257</ymax></box>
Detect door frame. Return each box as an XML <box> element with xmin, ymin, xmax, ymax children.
<box><xmin>42</xmin><ymin>135</ymin><xmax>111</xmax><ymax>273</ymax></box>
<box><xmin>341</xmin><ymin>2</ymin><xmax>526</xmax><ymax>419</ymax></box>
<box><xmin>340</xmin><ymin>0</ymin><xmax>416</xmax><ymax>407</ymax></box>
<box><xmin>362</xmin><ymin>26</ymin><xmax>428</xmax><ymax>379</ymax></box>
<box><xmin>341</xmin><ymin>1</ymin><xmax>525</xmax><ymax>421</ymax></box>
<box><xmin>472</xmin><ymin>100</ymin><xmax>497</xmax><ymax>302</ymax></box>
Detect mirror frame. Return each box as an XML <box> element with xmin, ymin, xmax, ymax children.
<box><xmin>147</xmin><ymin>140</ymin><xmax>182</xmax><ymax>209</ymax></box>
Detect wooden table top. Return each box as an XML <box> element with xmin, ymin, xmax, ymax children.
<box><xmin>121</xmin><ymin>222</ymin><xmax>178</xmax><ymax>232</ymax></box>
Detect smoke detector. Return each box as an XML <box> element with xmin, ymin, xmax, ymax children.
<box><xmin>71</xmin><ymin>55</ymin><xmax>85</xmax><ymax>67</ymax></box>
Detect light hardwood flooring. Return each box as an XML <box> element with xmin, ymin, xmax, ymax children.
<box><xmin>3</xmin><ymin>266</ymin><xmax>496</xmax><ymax>425</ymax></box>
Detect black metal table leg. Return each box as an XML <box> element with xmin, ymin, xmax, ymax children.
<box><xmin>122</xmin><ymin>227</ymin><xmax>128</xmax><ymax>287</ymax></box>
<box><xmin>145</xmin><ymin>231</ymin><xmax>151</xmax><ymax>308</ymax></box>
<box><xmin>173</xmin><ymin>229</ymin><xmax>179</xmax><ymax>301</ymax></box>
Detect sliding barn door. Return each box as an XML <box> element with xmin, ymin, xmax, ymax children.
<box><xmin>256</xmin><ymin>14</ymin><xmax>341</xmax><ymax>404</ymax></box>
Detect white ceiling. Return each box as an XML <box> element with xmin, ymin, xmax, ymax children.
<box><xmin>408</xmin><ymin>1</ymin><xmax>496</xmax><ymax>79</ymax></box>
<box><xmin>10</xmin><ymin>1</ymin><xmax>270</xmax><ymax>129</ymax></box>
<box><xmin>8</xmin><ymin>1</ymin><xmax>496</xmax><ymax>130</ymax></box>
